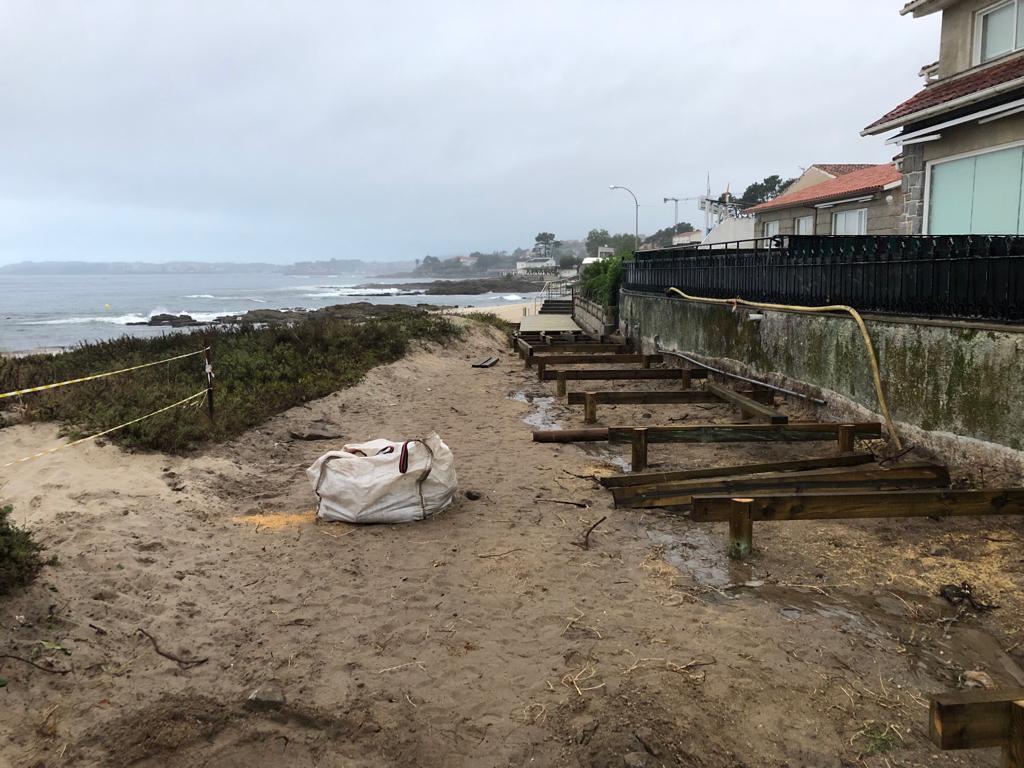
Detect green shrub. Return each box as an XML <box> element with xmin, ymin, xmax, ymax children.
<box><xmin>579</xmin><ymin>254</ymin><xmax>627</xmax><ymax>307</ymax></box>
<box><xmin>0</xmin><ymin>506</ymin><xmax>48</xmax><ymax>595</ymax></box>
<box><xmin>0</xmin><ymin>312</ymin><xmax>463</xmax><ymax>453</ymax></box>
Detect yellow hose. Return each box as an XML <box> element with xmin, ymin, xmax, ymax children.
<box><xmin>664</xmin><ymin>287</ymin><xmax>902</xmax><ymax>450</ymax></box>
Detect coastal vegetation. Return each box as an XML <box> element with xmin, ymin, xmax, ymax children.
<box><xmin>0</xmin><ymin>310</ymin><xmax>462</xmax><ymax>453</ymax></box>
<box><xmin>0</xmin><ymin>506</ymin><xmax>50</xmax><ymax>595</ymax></box>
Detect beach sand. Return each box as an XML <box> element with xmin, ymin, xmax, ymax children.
<box><xmin>1</xmin><ymin>322</ymin><xmax>1021</xmax><ymax>766</ymax></box>
<box><xmin>450</xmin><ymin>302</ymin><xmax>533</xmax><ymax>323</ymax></box>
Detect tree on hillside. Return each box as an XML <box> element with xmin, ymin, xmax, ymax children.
<box><xmin>727</xmin><ymin>175</ymin><xmax>797</xmax><ymax>208</ymax></box>
<box><xmin>644</xmin><ymin>222</ymin><xmax>697</xmax><ymax>249</ymax></box>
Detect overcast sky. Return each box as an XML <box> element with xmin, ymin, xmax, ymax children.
<box><xmin>0</xmin><ymin>1</ymin><xmax>939</xmax><ymax>264</ymax></box>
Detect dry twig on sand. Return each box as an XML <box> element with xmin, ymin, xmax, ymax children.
<box><xmin>537</xmin><ymin>498</ymin><xmax>589</xmax><ymax>508</ymax></box>
<box><xmin>136</xmin><ymin>628</ymin><xmax>208</xmax><ymax>670</ymax></box>
<box><xmin>573</xmin><ymin>516</ymin><xmax>607</xmax><ymax>550</ymax></box>
<box><xmin>0</xmin><ymin>653</ymin><xmax>70</xmax><ymax>675</ymax></box>
<box><xmin>477</xmin><ymin>548</ymin><xmax>522</xmax><ymax>559</ymax></box>
<box><xmin>561</xmin><ymin>661</ymin><xmax>604</xmax><ymax>696</ymax></box>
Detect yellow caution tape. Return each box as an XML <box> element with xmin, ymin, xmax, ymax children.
<box><xmin>1</xmin><ymin>389</ymin><xmax>208</xmax><ymax>470</ymax></box>
<box><xmin>0</xmin><ymin>348</ymin><xmax>208</xmax><ymax>401</ymax></box>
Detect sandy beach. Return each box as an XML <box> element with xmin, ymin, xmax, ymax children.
<box><xmin>450</xmin><ymin>302</ymin><xmax>533</xmax><ymax>323</ymax></box>
<box><xmin>1</xmin><ymin>321</ymin><xmax>1022</xmax><ymax>766</ymax></box>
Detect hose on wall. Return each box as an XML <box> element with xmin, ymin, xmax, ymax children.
<box><xmin>663</xmin><ymin>287</ymin><xmax>902</xmax><ymax>450</ymax></box>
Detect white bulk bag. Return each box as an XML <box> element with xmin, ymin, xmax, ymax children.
<box><xmin>306</xmin><ymin>433</ymin><xmax>457</xmax><ymax>524</ymax></box>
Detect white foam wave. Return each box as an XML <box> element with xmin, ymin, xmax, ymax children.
<box><xmin>501</xmin><ymin>294</ymin><xmax>523</xmax><ymax>301</ymax></box>
<box><xmin>184</xmin><ymin>294</ymin><xmax>268</xmax><ymax>302</ymax></box>
<box><xmin>23</xmin><ymin>308</ymin><xmax>244</xmax><ymax>326</ymax></box>
<box><xmin>304</xmin><ymin>287</ymin><xmax>423</xmax><ymax>298</ymax></box>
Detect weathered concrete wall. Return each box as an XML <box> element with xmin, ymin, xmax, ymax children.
<box><xmin>620</xmin><ymin>290</ymin><xmax>1024</xmax><ymax>478</ymax></box>
<box><xmin>573</xmin><ymin>295</ymin><xmax>617</xmax><ymax>337</ymax></box>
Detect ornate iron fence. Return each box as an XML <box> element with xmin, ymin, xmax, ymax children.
<box><xmin>622</xmin><ymin>235</ymin><xmax>1024</xmax><ymax>322</ymax></box>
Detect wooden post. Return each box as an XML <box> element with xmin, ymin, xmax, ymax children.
<box><xmin>584</xmin><ymin>392</ymin><xmax>597</xmax><ymax>424</ymax></box>
<box><xmin>837</xmin><ymin>424</ymin><xmax>856</xmax><ymax>453</ymax></box>
<box><xmin>556</xmin><ymin>371</ymin><xmax>567</xmax><ymax>397</ymax></box>
<box><xmin>1009</xmin><ymin>701</ymin><xmax>1024</xmax><ymax>767</ymax></box>
<box><xmin>203</xmin><ymin>345</ymin><xmax>215</xmax><ymax>422</ymax></box>
<box><xmin>729</xmin><ymin>498</ymin><xmax>753</xmax><ymax>560</ymax></box>
<box><xmin>642</xmin><ymin>355</ymin><xmax>653</xmax><ymax>369</ymax></box>
<box><xmin>930</xmin><ymin>689</ymin><xmax>1024</xmax><ymax>766</ymax></box>
<box><xmin>536</xmin><ymin>360</ymin><xmax>546</xmax><ymax>380</ymax></box>
<box><xmin>631</xmin><ymin>428</ymin><xmax>649</xmax><ymax>471</ymax></box>
<box><xmin>680</xmin><ymin>368</ymin><xmax>691</xmax><ymax>389</ymax></box>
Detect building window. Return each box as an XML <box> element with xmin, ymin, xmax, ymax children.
<box><xmin>794</xmin><ymin>215</ymin><xmax>814</xmax><ymax>235</ymax></box>
<box><xmin>976</xmin><ymin>1</ymin><xmax>1023</xmax><ymax>64</ymax></box>
<box><xmin>762</xmin><ymin>220</ymin><xmax>779</xmax><ymax>239</ymax></box>
<box><xmin>928</xmin><ymin>143</ymin><xmax>1024</xmax><ymax>234</ymax></box>
<box><xmin>832</xmin><ymin>209</ymin><xmax>867</xmax><ymax>235</ymax></box>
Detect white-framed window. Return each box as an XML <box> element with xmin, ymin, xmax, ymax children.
<box><xmin>926</xmin><ymin>141</ymin><xmax>1024</xmax><ymax>234</ymax></box>
<box><xmin>832</xmin><ymin>208</ymin><xmax>867</xmax><ymax>235</ymax></box>
<box><xmin>794</xmin><ymin>215</ymin><xmax>814</xmax><ymax>235</ymax></box>
<box><xmin>975</xmin><ymin>1</ymin><xmax>1024</xmax><ymax>64</ymax></box>
<box><xmin>762</xmin><ymin>220</ymin><xmax>780</xmax><ymax>238</ymax></box>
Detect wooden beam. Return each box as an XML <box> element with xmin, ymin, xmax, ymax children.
<box><xmin>608</xmin><ymin>422</ymin><xmax>881</xmax><ymax>472</ymax></box>
<box><xmin>529</xmin><ymin>343</ymin><xmax>628</xmax><ymax>354</ymax></box>
<box><xmin>566</xmin><ymin>389</ymin><xmax>773</xmax><ymax>406</ymax></box>
<box><xmin>931</xmin><ymin>689</ymin><xmax>1024</xmax><ymax>762</ymax></box>
<box><xmin>541</xmin><ymin>367</ymin><xmax>707</xmax><ymax>382</ymax></box>
<box><xmin>690</xmin><ymin>488</ymin><xmax>1024</xmax><ymax>522</ymax></box>
<box><xmin>599</xmin><ymin>453</ymin><xmax>877</xmax><ymax>489</ymax></box>
<box><xmin>729</xmin><ymin>499</ymin><xmax>753</xmax><ymax>560</ymax></box>
<box><xmin>612</xmin><ymin>463</ymin><xmax>951</xmax><ymax>508</ymax></box>
<box><xmin>533</xmin><ymin>428</ymin><xmax>609</xmax><ymax>443</ymax></box>
<box><xmin>536</xmin><ymin>354</ymin><xmax>662</xmax><ymax>379</ymax></box>
<box><xmin>631</xmin><ymin>428</ymin><xmax>649</xmax><ymax>472</ymax></box>
<box><xmin>706</xmin><ymin>382</ymin><xmax>786</xmax><ymax>423</ymax></box>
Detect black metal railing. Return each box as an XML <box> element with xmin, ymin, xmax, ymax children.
<box><xmin>622</xmin><ymin>235</ymin><xmax>1024</xmax><ymax>322</ymax></box>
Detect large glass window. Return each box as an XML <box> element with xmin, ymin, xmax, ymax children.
<box><xmin>794</xmin><ymin>215</ymin><xmax>814</xmax><ymax>235</ymax></box>
<box><xmin>928</xmin><ymin>144</ymin><xmax>1024</xmax><ymax>234</ymax></box>
<box><xmin>762</xmin><ymin>220</ymin><xmax>780</xmax><ymax>238</ymax></box>
<box><xmin>977</xmin><ymin>1</ymin><xmax>1021</xmax><ymax>63</ymax></box>
<box><xmin>832</xmin><ymin>209</ymin><xmax>867</xmax><ymax>235</ymax></box>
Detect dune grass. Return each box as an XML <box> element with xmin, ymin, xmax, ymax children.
<box><xmin>0</xmin><ymin>312</ymin><xmax>462</xmax><ymax>452</ymax></box>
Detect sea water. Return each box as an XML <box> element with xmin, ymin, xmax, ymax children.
<box><xmin>0</xmin><ymin>272</ymin><xmax>538</xmax><ymax>353</ymax></box>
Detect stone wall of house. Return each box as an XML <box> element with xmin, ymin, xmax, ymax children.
<box><xmin>899</xmin><ymin>144</ymin><xmax>926</xmax><ymax>235</ymax></box>
<box><xmin>619</xmin><ymin>289</ymin><xmax>1024</xmax><ymax>479</ymax></box>
<box><xmin>755</xmin><ymin>191</ymin><xmax>902</xmax><ymax>237</ymax></box>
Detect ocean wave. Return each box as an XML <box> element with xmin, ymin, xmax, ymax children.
<box><xmin>304</xmin><ymin>287</ymin><xmax>423</xmax><ymax>298</ymax></box>
<box><xmin>23</xmin><ymin>309</ymin><xmax>244</xmax><ymax>326</ymax></box>
<box><xmin>184</xmin><ymin>294</ymin><xmax>268</xmax><ymax>302</ymax></box>
<box><xmin>501</xmin><ymin>294</ymin><xmax>523</xmax><ymax>301</ymax></box>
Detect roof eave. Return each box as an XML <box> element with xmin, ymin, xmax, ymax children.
<box><xmin>862</xmin><ymin>75</ymin><xmax>1024</xmax><ymax>136</ymax></box>
<box><xmin>752</xmin><ymin>184</ymin><xmax>897</xmax><ymax>215</ymax></box>
<box><xmin>900</xmin><ymin>0</ymin><xmax>956</xmax><ymax>17</ymax></box>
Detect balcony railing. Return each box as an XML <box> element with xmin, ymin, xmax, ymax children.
<box><xmin>622</xmin><ymin>235</ymin><xmax>1024</xmax><ymax>322</ymax></box>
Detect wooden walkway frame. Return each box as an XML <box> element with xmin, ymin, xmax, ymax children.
<box><xmin>518</xmin><ymin>340</ymin><xmax>628</xmax><ymax>359</ymax></box>
<box><xmin>931</xmin><ymin>689</ymin><xmax>1024</xmax><ymax>766</ymax></box>
<box><xmin>612</xmin><ymin>462</ymin><xmax>951</xmax><ymax>509</ymax></box>
<box><xmin>705</xmin><ymin>382</ymin><xmax>787</xmax><ymax>423</ymax></box>
<box><xmin>549</xmin><ymin>367</ymin><xmax>709</xmax><ymax>395</ymax></box>
<box><xmin>532</xmin><ymin>354</ymin><xmax>661</xmax><ymax>376</ymax></box>
<box><xmin>568</xmin><ymin>388</ymin><xmax>773</xmax><ymax>424</ymax></box>
<box><xmin>690</xmin><ymin>488</ymin><xmax>1024</xmax><ymax>560</ymax></box>
<box><xmin>599</xmin><ymin>452</ymin><xmax>876</xmax><ymax>488</ymax></box>
<box><xmin>607</xmin><ymin>422</ymin><xmax>881</xmax><ymax>471</ymax></box>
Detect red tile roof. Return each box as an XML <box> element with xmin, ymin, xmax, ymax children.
<box><xmin>864</xmin><ymin>53</ymin><xmax>1024</xmax><ymax>133</ymax></box>
<box><xmin>813</xmin><ymin>163</ymin><xmax>878</xmax><ymax>177</ymax></box>
<box><xmin>747</xmin><ymin>164</ymin><xmax>901</xmax><ymax>214</ymax></box>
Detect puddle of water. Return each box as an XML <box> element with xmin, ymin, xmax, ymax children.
<box><xmin>509</xmin><ymin>391</ymin><xmax>561</xmax><ymax>430</ymax></box>
<box><xmin>646</xmin><ymin>528</ymin><xmax>732</xmax><ymax>587</ymax></box>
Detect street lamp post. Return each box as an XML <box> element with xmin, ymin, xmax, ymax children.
<box><xmin>609</xmin><ymin>185</ymin><xmax>639</xmax><ymax>253</ymax></box>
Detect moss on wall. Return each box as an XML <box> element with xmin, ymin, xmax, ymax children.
<box><xmin>621</xmin><ymin>291</ymin><xmax>1024</xmax><ymax>450</ymax></box>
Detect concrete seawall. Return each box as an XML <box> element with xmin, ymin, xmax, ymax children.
<box><xmin>619</xmin><ymin>289</ymin><xmax>1024</xmax><ymax>479</ymax></box>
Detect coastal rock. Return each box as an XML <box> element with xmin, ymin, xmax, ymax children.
<box><xmin>128</xmin><ymin>313</ymin><xmax>207</xmax><ymax>328</ymax></box>
<box><xmin>245</xmin><ymin>684</ymin><xmax>286</xmax><ymax>711</ymax></box>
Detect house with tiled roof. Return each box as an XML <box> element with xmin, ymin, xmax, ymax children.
<box><xmin>746</xmin><ymin>164</ymin><xmax>903</xmax><ymax>237</ymax></box>
<box><xmin>863</xmin><ymin>0</ymin><xmax>1024</xmax><ymax>235</ymax></box>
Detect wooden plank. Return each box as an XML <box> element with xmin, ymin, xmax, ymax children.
<box><xmin>471</xmin><ymin>356</ymin><xmax>498</xmax><ymax>368</ymax></box>
<box><xmin>566</xmin><ymin>389</ymin><xmax>773</xmax><ymax>406</ymax></box>
<box><xmin>599</xmin><ymin>453</ymin><xmax>877</xmax><ymax>489</ymax></box>
<box><xmin>532</xmin><ymin>428</ymin><xmax>609</xmax><ymax>443</ymax></box>
<box><xmin>612</xmin><ymin>463</ymin><xmax>951</xmax><ymax>508</ymax></box>
<box><xmin>606</xmin><ymin>422</ymin><xmax>881</xmax><ymax>444</ymax></box>
<box><xmin>541</xmin><ymin>368</ymin><xmax>707</xmax><ymax>382</ymax></box>
<box><xmin>691</xmin><ymin>488</ymin><xmax>1024</xmax><ymax>522</ymax></box>
<box><xmin>533</xmin><ymin>353</ymin><xmax>660</xmax><ymax>367</ymax></box>
<box><xmin>706</xmin><ymin>382</ymin><xmax>786</xmax><ymax>424</ymax></box>
<box><xmin>930</xmin><ymin>689</ymin><xmax>1024</xmax><ymax>751</ymax></box>
<box><xmin>530</xmin><ymin>343</ymin><xmax>628</xmax><ymax>355</ymax></box>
